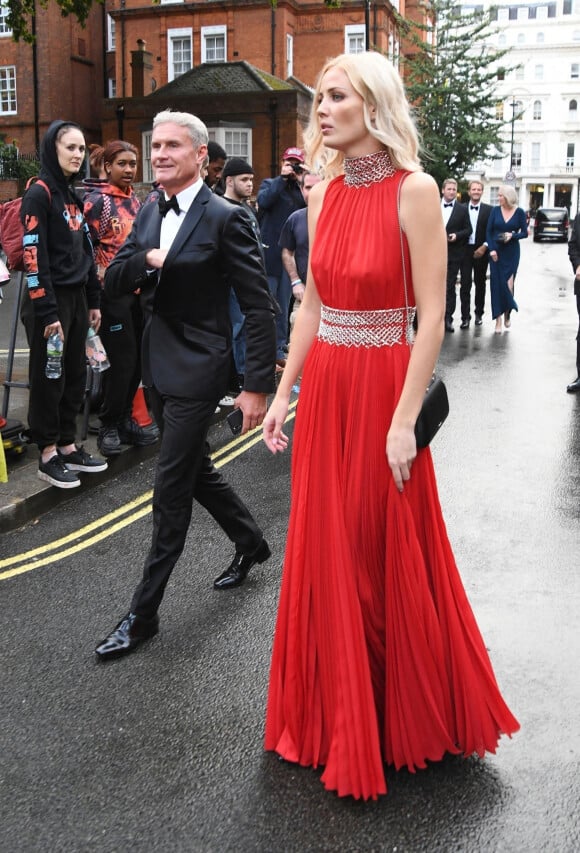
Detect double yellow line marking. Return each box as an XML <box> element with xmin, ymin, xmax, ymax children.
<box><xmin>0</xmin><ymin>401</ymin><xmax>297</xmax><ymax>582</ymax></box>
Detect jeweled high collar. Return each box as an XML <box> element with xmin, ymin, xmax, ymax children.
<box><xmin>343</xmin><ymin>149</ymin><xmax>396</xmax><ymax>188</ymax></box>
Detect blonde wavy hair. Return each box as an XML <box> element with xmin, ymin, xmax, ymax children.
<box><xmin>304</xmin><ymin>52</ymin><xmax>421</xmax><ymax>180</ymax></box>
<box><xmin>499</xmin><ymin>184</ymin><xmax>518</xmax><ymax>207</ymax></box>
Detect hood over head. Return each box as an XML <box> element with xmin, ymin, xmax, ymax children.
<box><xmin>39</xmin><ymin>119</ymin><xmax>85</xmax><ymax>191</ymax></box>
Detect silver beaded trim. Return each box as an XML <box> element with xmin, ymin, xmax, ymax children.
<box><xmin>343</xmin><ymin>150</ymin><xmax>396</xmax><ymax>188</ymax></box>
<box><xmin>317</xmin><ymin>305</ymin><xmax>415</xmax><ymax>348</ymax></box>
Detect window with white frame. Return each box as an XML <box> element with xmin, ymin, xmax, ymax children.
<box><xmin>531</xmin><ymin>142</ymin><xmax>541</xmax><ymax>168</ymax></box>
<box><xmin>517</xmin><ymin>32</ymin><xmax>525</xmax><ymax>44</ymax></box>
<box><xmin>107</xmin><ymin>14</ymin><xmax>115</xmax><ymax>51</ymax></box>
<box><xmin>201</xmin><ymin>25</ymin><xmax>226</xmax><ymax>63</ymax></box>
<box><xmin>534</xmin><ymin>64</ymin><xmax>544</xmax><ymax>81</ymax></box>
<box><xmin>286</xmin><ymin>34</ymin><xmax>293</xmax><ymax>78</ymax></box>
<box><xmin>574</xmin><ymin>30</ymin><xmax>580</xmax><ymax>41</ymax></box>
<box><xmin>567</xmin><ymin>142</ymin><xmax>575</xmax><ymax>168</ymax></box>
<box><xmin>513</xmin><ymin>100</ymin><xmax>524</xmax><ymax>119</ymax></box>
<box><xmin>498</xmin><ymin>33</ymin><xmax>507</xmax><ymax>46</ymax></box>
<box><xmin>495</xmin><ymin>101</ymin><xmax>504</xmax><ymax>120</ymax></box>
<box><xmin>0</xmin><ymin>66</ymin><xmax>17</xmax><ymax>113</ymax></box>
<box><xmin>515</xmin><ymin>65</ymin><xmax>525</xmax><ymax>81</ymax></box>
<box><xmin>388</xmin><ymin>33</ymin><xmax>394</xmax><ymax>60</ymax></box>
<box><xmin>537</xmin><ymin>5</ymin><xmax>548</xmax><ymax>18</ymax></box>
<box><xmin>207</xmin><ymin>127</ymin><xmax>252</xmax><ymax>160</ymax></box>
<box><xmin>533</xmin><ymin>100</ymin><xmax>542</xmax><ymax>120</ymax></box>
<box><xmin>536</xmin><ymin>31</ymin><xmax>544</xmax><ymax>43</ymax></box>
<box><xmin>517</xmin><ymin>6</ymin><xmax>527</xmax><ymax>19</ymax></box>
<box><xmin>498</xmin><ymin>8</ymin><xmax>509</xmax><ymax>21</ymax></box>
<box><xmin>571</xmin><ymin>63</ymin><xmax>579</xmax><ymax>79</ymax></box>
<box><xmin>345</xmin><ymin>25</ymin><xmax>365</xmax><ymax>54</ymax></box>
<box><xmin>512</xmin><ymin>142</ymin><xmax>522</xmax><ymax>168</ymax></box>
<box><xmin>0</xmin><ymin>1</ymin><xmax>12</xmax><ymax>35</ymax></box>
<box><xmin>570</xmin><ymin>99</ymin><xmax>578</xmax><ymax>114</ymax></box>
<box><xmin>142</xmin><ymin>131</ymin><xmax>153</xmax><ymax>183</ymax></box>
<box><xmin>490</xmin><ymin>186</ymin><xmax>500</xmax><ymax>205</ymax></box>
<box><xmin>168</xmin><ymin>28</ymin><xmax>192</xmax><ymax>81</ymax></box>
<box><xmin>107</xmin><ymin>78</ymin><xmax>117</xmax><ymax>98</ymax></box>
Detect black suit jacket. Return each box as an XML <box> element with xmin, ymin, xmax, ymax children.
<box><xmin>105</xmin><ymin>183</ymin><xmax>276</xmax><ymax>400</ymax></box>
<box><xmin>569</xmin><ymin>213</ymin><xmax>580</xmax><ymax>297</ymax></box>
<box><xmin>469</xmin><ymin>202</ymin><xmax>492</xmax><ymax>250</ymax></box>
<box><xmin>445</xmin><ymin>202</ymin><xmax>472</xmax><ymax>258</ymax></box>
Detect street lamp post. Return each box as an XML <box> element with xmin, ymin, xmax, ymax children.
<box><xmin>505</xmin><ymin>97</ymin><xmax>518</xmax><ymax>185</ymax></box>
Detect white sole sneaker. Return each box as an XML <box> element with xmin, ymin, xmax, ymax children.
<box><xmin>37</xmin><ymin>469</ymin><xmax>81</xmax><ymax>489</ymax></box>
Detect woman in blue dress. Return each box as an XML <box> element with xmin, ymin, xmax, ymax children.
<box><xmin>486</xmin><ymin>184</ymin><xmax>528</xmax><ymax>333</ymax></box>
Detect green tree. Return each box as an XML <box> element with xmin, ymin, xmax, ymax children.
<box><xmin>398</xmin><ymin>0</ymin><xmax>512</xmax><ymax>188</ymax></box>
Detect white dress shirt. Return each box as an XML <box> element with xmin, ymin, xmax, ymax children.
<box><xmin>441</xmin><ymin>200</ymin><xmax>454</xmax><ymax>226</ymax></box>
<box><xmin>159</xmin><ymin>177</ymin><xmax>204</xmax><ymax>250</ymax></box>
<box><xmin>468</xmin><ymin>204</ymin><xmax>480</xmax><ymax>245</ymax></box>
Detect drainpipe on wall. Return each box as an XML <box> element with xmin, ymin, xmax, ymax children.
<box><xmin>271</xmin><ymin>6</ymin><xmax>276</xmax><ymax>77</ymax></box>
<box><xmin>32</xmin><ymin>7</ymin><xmax>40</xmax><ymax>153</ymax></box>
<box><xmin>121</xmin><ymin>0</ymin><xmax>126</xmax><ymax>97</ymax></box>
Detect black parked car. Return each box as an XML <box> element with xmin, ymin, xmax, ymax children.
<box><xmin>533</xmin><ymin>207</ymin><xmax>570</xmax><ymax>243</ymax></box>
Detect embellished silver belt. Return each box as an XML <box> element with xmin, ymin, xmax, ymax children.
<box><xmin>317</xmin><ymin>305</ymin><xmax>415</xmax><ymax>348</ymax></box>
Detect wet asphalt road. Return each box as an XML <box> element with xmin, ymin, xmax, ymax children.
<box><xmin>1</xmin><ymin>239</ymin><xmax>580</xmax><ymax>852</ymax></box>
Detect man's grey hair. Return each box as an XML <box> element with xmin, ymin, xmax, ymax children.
<box><xmin>153</xmin><ymin>110</ymin><xmax>208</xmax><ymax>148</ymax></box>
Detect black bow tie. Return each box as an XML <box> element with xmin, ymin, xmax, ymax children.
<box><xmin>443</xmin><ymin>202</ymin><xmax>453</xmax><ymax>208</ymax></box>
<box><xmin>470</xmin><ymin>205</ymin><xmax>479</xmax><ymax>210</ymax></box>
<box><xmin>158</xmin><ymin>194</ymin><xmax>180</xmax><ymax>217</ymax></box>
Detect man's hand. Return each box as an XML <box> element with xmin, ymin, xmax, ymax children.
<box><xmin>448</xmin><ymin>233</ymin><xmax>457</xmax><ymax>242</ymax></box>
<box><xmin>146</xmin><ymin>248</ymin><xmax>169</xmax><ymax>269</ymax></box>
<box><xmin>473</xmin><ymin>246</ymin><xmax>487</xmax><ymax>258</ymax></box>
<box><xmin>234</xmin><ymin>390</ymin><xmax>268</xmax><ymax>434</ymax></box>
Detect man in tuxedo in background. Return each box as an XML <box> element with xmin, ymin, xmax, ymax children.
<box><xmin>96</xmin><ymin>111</ymin><xmax>276</xmax><ymax>660</ymax></box>
<box><xmin>441</xmin><ymin>178</ymin><xmax>472</xmax><ymax>333</ymax></box>
<box><xmin>459</xmin><ymin>180</ymin><xmax>492</xmax><ymax>328</ymax></box>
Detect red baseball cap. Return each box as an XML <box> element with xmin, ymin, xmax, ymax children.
<box><xmin>282</xmin><ymin>147</ymin><xmax>305</xmax><ymax>163</ymax></box>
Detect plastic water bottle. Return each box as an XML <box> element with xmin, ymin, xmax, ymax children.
<box><xmin>86</xmin><ymin>327</ymin><xmax>110</xmax><ymax>372</ymax></box>
<box><xmin>45</xmin><ymin>333</ymin><xmax>63</xmax><ymax>379</ymax></box>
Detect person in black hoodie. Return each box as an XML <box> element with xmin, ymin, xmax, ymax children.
<box><xmin>20</xmin><ymin>119</ymin><xmax>107</xmax><ymax>488</ymax></box>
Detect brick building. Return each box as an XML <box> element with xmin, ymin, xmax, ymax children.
<box><xmin>1</xmin><ymin>0</ymin><xmax>431</xmax><ymax>195</ymax></box>
<box><xmin>0</xmin><ymin>1</ymin><xmax>104</xmax><ymax>155</ymax></box>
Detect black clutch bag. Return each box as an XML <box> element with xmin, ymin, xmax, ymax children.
<box><xmin>414</xmin><ymin>375</ymin><xmax>449</xmax><ymax>448</ymax></box>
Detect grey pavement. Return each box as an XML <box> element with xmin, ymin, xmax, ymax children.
<box><xmin>1</xmin><ymin>239</ymin><xmax>580</xmax><ymax>851</ymax></box>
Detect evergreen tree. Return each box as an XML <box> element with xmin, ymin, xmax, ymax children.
<box><xmin>398</xmin><ymin>0</ymin><xmax>512</xmax><ymax>188</ymax></box>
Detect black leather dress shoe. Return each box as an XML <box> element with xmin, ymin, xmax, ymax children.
<box><xmin>213</xmin><ymin>539</ymin><xmax>271</xmax><ymax>590</ymax></box>
<box><xmin>445</xmin><ymin>320</ymin><xmax>454</xmax><ymax>333</ymax></box>
<box><xmin>95</xmin><ymin>612</ymin><xmax>159</xmax><ymax>660</ymax></box>
<box><xmin>566</xmin><ymin>377</ymin><xmax>580</xmax><ymax>393</ymax></box>
<box><xmin>460</xmin><ymin>320</ymin><xmax>470</xmax><ymax>329</ymax></box>
<box><xmin>474</xmin><ymin>314</ymin><xmax>483</xmax><ymax>326</ymax></box>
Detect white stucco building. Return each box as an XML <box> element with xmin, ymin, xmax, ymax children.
<box><xmin>467</xmin><ymin>0</ymin><xmax>580</xmax><ymax>216</ymax></box>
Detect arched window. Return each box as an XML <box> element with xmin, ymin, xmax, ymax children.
<box><xmin>570</xmin><ymin>99</ymin><xmax>578</xmax><ymax>112</ymax></box>
<box><xmin>533</xmin><ymin>100</ymin><xmax>542</xmax><ymax>120</ymax></box>
<box><xmin>536</xmin><ymin>32</ymin><xmax>544</xmax><ymax>43</ymax></box>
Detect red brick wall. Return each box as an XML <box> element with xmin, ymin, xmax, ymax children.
<box><xmin>0</xmin><ymin>4</ymin><xmax>104</xmax><ymax>155</ymax></box>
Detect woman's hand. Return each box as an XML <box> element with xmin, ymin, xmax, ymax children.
<box><xmin>386</xmin><ymin>424</ymin><xmax>417</xmax><ymax>493</ymax></box>
<box><xmin>489</xmin><ymin>250</ymin><xmax>498</xmax><ymax>261</ymax></box>
<box><xmin>44</xmin><ymin>320</ymin><xmax>63</xmax><ymax>341</ymax></box>
<box><xmin>88</xmin><ymin>308</ymin><xmax>101</xmax><ymax>333</ymax></box>
<box><xmin>263</xmin><ymin>395</ymin><xmax>290</xmax><ymax>454</ymax></box>
<box><xmin>503</xmin><ymin>231</ymin><xmax>513</xmax><ymax>243</ymax></box>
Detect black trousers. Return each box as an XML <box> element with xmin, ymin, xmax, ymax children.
<box><xmin>576</xmin><ymin>293</ymin><xmax>580</xmax><ymax>374</ymax></box>
<box><xmin>445</xmin><ymin>253</ymin><xmax>463</xmax><ymax>322</ymax></box>
<box><xmin>99</xmin><ymin>290</ymin><xmax>143</xmax><ymax>426</ymax></box>
<box><xmin>460</xmin><ymin>247</ymin><xmax>490</xmax><ymax>320</ymax></box>
<box><xmin>130</xmin><ymin>390</ymin><xmax>263</xmax><ymax>617</ymax></box>
<box><xmin>28</xmin><ymin>286</ymin><xmax>88</xmax><ymax>450</ymax></box>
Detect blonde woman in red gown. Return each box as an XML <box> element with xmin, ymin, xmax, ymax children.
<box><xmin>262</xmin><ymin>52</ymin><xmax>519</xmax><ymax>801</ymax></box>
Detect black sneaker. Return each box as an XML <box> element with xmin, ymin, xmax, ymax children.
<box><xmin>97</xmin><ymin>425</ymin><xmax>122</xmax><ymax>457</ymax></box>
<box><xmin>118</xmin><ymin>417</ymin><xmax>159</xmax><ymax>447</ymax></box>
<box><xmin>58</xmin><ymin>445</ymin><xmax>108</xmax><ymax>473</ymax></box>
<box><xmin>38</xmin><ymin>454</ymin><xmax>81</xmax><ymax>489</ymax></box>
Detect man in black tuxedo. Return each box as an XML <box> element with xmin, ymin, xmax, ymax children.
<box><xmin>567</xmin><ymin>212</ymin><xmax>580</xmax><ymax>393</ymax></box>
<box><xmin>459</xmin><ymin>180</ymin><xmax>492</xmax><ymax>328</ymax></box>
<box><xmin>95</xmin><ymin>111</ymin><xmax>276</xmax><ymax>660</ymax></box>
<box><xmin>441</xmin><ymin>178</ymin><xmax>472</xmax><ymax>333</ymax></box>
